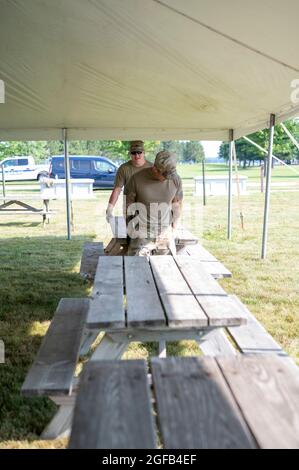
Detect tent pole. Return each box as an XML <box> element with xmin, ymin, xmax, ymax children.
<box><xmin>261</xmin><ymin>114</ymin><xmax>275</xmax><ymax>259</ymax></box>
<box><xmin>1</xmin><ymin>164</ymin><xmax>6</xmax><ymax>203</ymax></box>
<box><xmin>63</xmin><ymin>128</ymin><xmax>71</xmax><ymax>240</ymax></box>
<box><xmin>202</xmin><ymin>157</ymin><xmax>206</xmax><ymax>206</ymax></box>
<box><xmin>227</xmin><ymin>129</ymin><xmax>234</xmax><ymax>239</ymax></box>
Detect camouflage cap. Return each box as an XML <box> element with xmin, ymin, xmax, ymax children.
<box><xmin>154</xmin><ymin>150</ymin><xmax>177</xmax><ymax>179</ymax></box>
<box><xmin>129</xmin><ymin>140</ymin><xmax>144</xmax><ymax>152</ymax></box>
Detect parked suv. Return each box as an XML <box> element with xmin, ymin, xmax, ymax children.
<box><xmin>49</xmin><ymin>155</ymin><xmax>118</xmax><ymax>188</ymax></box>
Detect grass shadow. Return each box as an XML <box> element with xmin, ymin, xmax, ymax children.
<box><xmin>0</xmin><ymin>222</ymin><xmax>41</xmax><ymax>228</ymax></box>
<box><xmin>0</xmin><ymin>234</ymin><xmax>95</xmax><ymax>441</ymax></box>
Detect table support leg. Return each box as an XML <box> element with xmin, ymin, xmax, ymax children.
<box><xmin>90</xmin><ymin>333</ymin><xmax>129</xmax><ymax>361</ymax></box>
<box><xmin>158</xmin><ymin>340</ymin><xmax>167</xmax><ymax>358</ymax></box>
<box><xmin>197</xmin><ymin>328</ymin><xmax>237</xmax><ymax>356</ymax></box>
<box><xmin>79</xmin><ymin>328</ymin><xmax>100</xmax><ymax>357</ymax></box>
<box><xmin>40</xmin><ymin>405</ymin><xmax>74</xmax><ymax>440</ymax></box>
<box><xmin>41</xmin><ymin>334</ymin><xmax>129</xmax><ymax>440</ymax></box>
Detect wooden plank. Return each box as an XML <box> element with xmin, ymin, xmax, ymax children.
<box><xmin>176</xmin><ymin>246</ymin><xmax>232</xmax><ymax>278</ymax></box>
<box><xmin>104</xmin><ymin>238</ymin><xmax>118</xmax><ymax>254</ymax></box>
<box><xmin>109</xmin><ymin>216</ymin><xmax>127</xmax><ymax>238</ymax></box>
<box><xmin>21</xmin><ymin>298</ymin><xmax>89</xmax><ymax>396</ymax></box>
<box><xmin>151</xmin><ymin>357</ymin><xmax>256</xmax><ymax>449</ymax></box>
<box><xmin>175</xmin><ymin>227</ymin><xmax>198</xmax><ymax>245</ymax></box>
<box><xmin>0</xmin><ymin>211</ymin><xmax>45</xmax><ymax>214</ymax></box>
<box><xmin>125</xmin><ymin>257</ymin><xmax>166</xmax><ymax>327</ymax></box>
<box><xmin>201</xmin><ymin>261</ymin><xmax>232</xmax><ymax>278</ymax></box>
<box><xmin>0</xmin><ymin>195</ymin><xmax>50</xmax><ymax>200</ymax></box>
<box><xmin>177</xmin><ymin>243</ymin><xmax>232</xmax><ymax>278</ymax></box>
<box><xmin>87</xmin><ymin>256</ymin><xmax>125</xmax><ymax>328</ymax></box>
<box><xmin>217</xmin><ymin>355</ymin><xmax>299</xmax><ymax>449</ymax></box>
<box><xmin>227</xmin><ymin>295</ymin><xmax>290</xmax><ymax>356</ymax></box>
<box><xmin>69</xmin><ymin>360</ymin><xmax>156</xmax><ymax>449</ymax></box>
<box><xmin>150</xmin><ymin>256</ymin><xmax>208</xmax><ymax>327</ymax></box>
<box><xmin>79</xmin><ymin>242</ymin><xmax>104</xmax><ymax>280</ymax></box>
<box><xmin>105</xmin><ymin>238</ymin><xmax>128</xmax><ymax>255</ymax></box>
<box><xmin>174</xmin><ymin>256</ymin><xmax>246</xmax><ymax>326</ymax></box>
<box><xmin>184</xmin><ymin>243</ymin><xmax>218</xmax><ymax>261</ymax></box>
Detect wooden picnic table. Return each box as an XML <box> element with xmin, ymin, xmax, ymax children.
<box><xmin>69</xmin><ymin>354</ymin><xmax>299</xmax><ymax>449</ymax></box>
<box><xmin>82</xmin><ymin>254</ymin><xmax>246</xmax><ymax>361</ymax></box>
<box><xmin>21</xmin><ymin>252</ymin><xmax>297</xmax><ymax>441</ymax></box>
<box><xmin>0</xmin><ymin>194</ymin><xmax>54</xmax><ymax>225</ymax></box>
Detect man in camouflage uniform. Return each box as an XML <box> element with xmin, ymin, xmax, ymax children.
<box><xmin>125</xmin><ymin>150</ymin><xmax>183</xmax><ymax>256</ymax></box>
<box><xmin>105</xmin><ymin>140</ymin><xmax>152</xmax><ymax>222</ymax></box>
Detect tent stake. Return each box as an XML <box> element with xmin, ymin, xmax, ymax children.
<box><xmin>261</xmin><ymin>114</ymin><xmax>275</xmax><ymax>259</ymax></box>
<box><xmin>227</xmin><ymin>129</ymin><xmax>234</xmax><ymax>239</ymax></box>
<box><xmin>63</xmin><ymin>128</ymin><xmax>72</xmax><ymax>240</ymax></box>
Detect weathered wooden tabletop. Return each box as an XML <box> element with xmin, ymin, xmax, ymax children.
<box><xmin>69</xmin><ymin>354</ymin><xmax>299</xmax><ymax>449</ymax></box>
<box><xmin>86</xmin><ymin>255</ymin><xmax>246</xmax><ymax>330</ymax></box>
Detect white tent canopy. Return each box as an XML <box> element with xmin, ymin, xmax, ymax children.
<box><xmin>1</xmin><ymin>0</ymin><xmax>299</xmax><ymax>142</ymax></box>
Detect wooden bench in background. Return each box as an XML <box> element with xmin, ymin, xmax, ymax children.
<box><xmin>0</xmin><ymin>196</ymin><xmax>55</xmax><ymax>225</ymax></box>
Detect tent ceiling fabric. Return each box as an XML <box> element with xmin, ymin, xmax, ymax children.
<box><xmin>0</xmin><ymin>0</ymin><xmax>299</xmax><ymax>141</ymax></box>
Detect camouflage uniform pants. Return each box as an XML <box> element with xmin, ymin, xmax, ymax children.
<box><xmin>128</xmin><ymin>234</ymin><xmax>176</xmax><ymax>257</ymax></box>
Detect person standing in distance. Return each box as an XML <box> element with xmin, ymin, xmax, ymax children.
<box><xmin>125</xmin><ymin>150</ymin><xmax>183</xmax><ymax>257</ymax></box>
<box><xmin>105</xmin><ymin>140</ymin><xmax>152</xmax><ymax>222</ymax></box>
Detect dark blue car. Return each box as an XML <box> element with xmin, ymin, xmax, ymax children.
<box><xmin>49</xmin><ymin>155</ymin><xmax>118</xmax><ymax>188</ymax></box>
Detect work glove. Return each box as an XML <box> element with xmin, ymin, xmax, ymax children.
<box><xmin>105</xmin><ymin>204</ymin><xmax>114</xmax><ymax>223</ymax></box>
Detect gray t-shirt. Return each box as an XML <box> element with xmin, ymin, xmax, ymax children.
<box><xmin>125</xmin><ymin>168</ymin><xmax>183</xmax><ymax>235</ymax></box>
<box><xmin>114</xmin><ymin>160</ymin><xmax>152</xmax><ymax>189</ymax></box>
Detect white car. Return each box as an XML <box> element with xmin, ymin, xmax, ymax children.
<box><xmin>0</xmin><ymin>156</ymin><xmax>49</xmax><ymax>181</ymax></box>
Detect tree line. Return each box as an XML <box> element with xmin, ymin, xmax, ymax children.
<box><xmin>0</xmin><ymin>140</ymin><xmax>205</xmax><ymax>164</ymax></box>
<box><xmin>218</xmin><ymin>120</ymin><xmax>299</xmax><ymax>167</ymax></box>
<box><xmin>1</xmin><ymin>119</ymin><xmax>298</xmax><ymax>167</ymax></box>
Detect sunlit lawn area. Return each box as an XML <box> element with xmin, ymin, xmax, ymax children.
<box><xmin>0</xmin><ymin>165</ymin><xmax>298</xmax><ymax>448</ymax></box>
<box><xmin>176</xmin><ymin>162</ymin><xmax>299</xmax><ymax>181</ymax></box>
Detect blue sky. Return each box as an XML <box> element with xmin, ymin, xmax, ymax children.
<box><xmin>201</xmin><ymin>141</ymin><xmax>221</xmax><ymax>158</ymax></box>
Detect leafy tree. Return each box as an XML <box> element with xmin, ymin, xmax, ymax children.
<box><xmin>0</xmin><ymin>139</ymin><xmax>206</xmax><ymax>165</ymax></box>
<box><xmin>218</xmin><ymin>120</ymin><xmax>299</xmax><ymax>168</ymax></box>
<box><xmin>182</xmin><ymin>141</ymin><xmax>205</xmax><ymax>162</ymax></box>
<box><xmin>0</xmin><ymin>141</ymin><xmax>49</xmax><ymax>163</ymax></box>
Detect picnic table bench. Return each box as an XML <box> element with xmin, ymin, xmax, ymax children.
<box><xmin>0</xmin><ymin>195</ymin><xmax>54</xmax><ymax>225</ymax></box>
<box><xmin>69</xmin><ymin>355</ymin><xmax>299</xmax><ymax>449</ymax></box>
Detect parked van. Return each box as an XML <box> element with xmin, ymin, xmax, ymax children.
<box><xmin>49</xmin><ymin>155</ymin><xmax>118</xmax><ymax>188</ymax></box>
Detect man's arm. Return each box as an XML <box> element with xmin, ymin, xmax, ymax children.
<box><xmin>172</xmin><ymin>176</ymin><xmax>183</xmax><ymax>229</ymax></box>
<box><xmin>106</xmin><ymin>187</ymin><xmax>122</xmax><ymax>222</ymax></box>
<box><xmin>171</xmin><ymin>199</ymin><xmax>182</xmax><ymax>229</ymax></box>
<box><xmin>105</xmin><ymin>166</ymin><xmax>125</xmax><ymax>221</ymax></box>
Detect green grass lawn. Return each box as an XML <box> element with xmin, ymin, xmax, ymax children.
<box><xmin>176</xmin><ymin>162</ymin><xmax>299</xmax><ymax>182</ymax></box>
<box><xmin>0</xmin><ymin>167</ymin><xmax>298</xmax><ymax>448</ymax></box>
